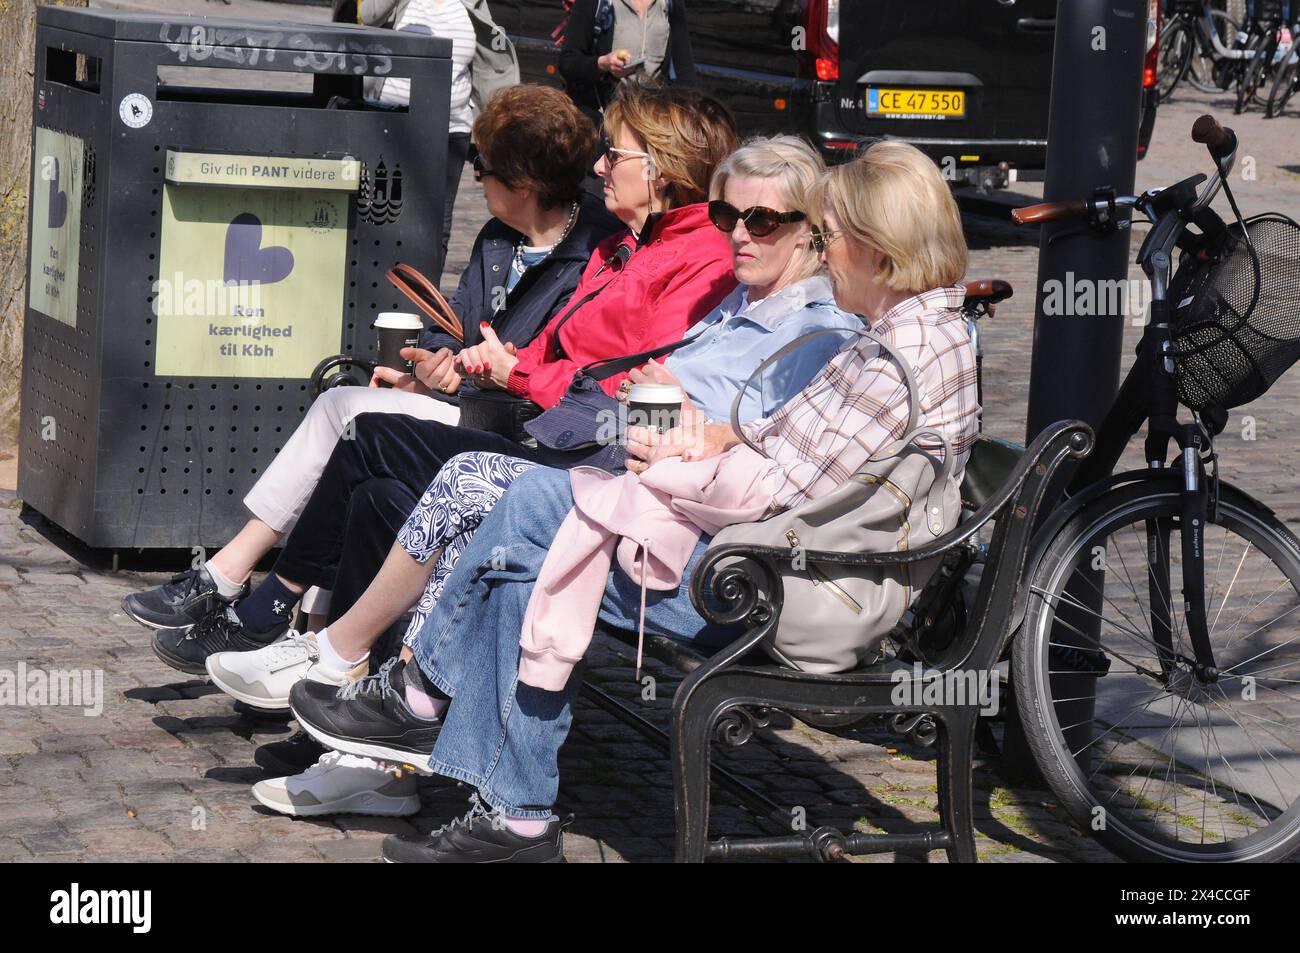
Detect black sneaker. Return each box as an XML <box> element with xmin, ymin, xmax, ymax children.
<box><xmin>289</xmin><ymin>658</ymin><xmax>441</xmax><ymax>765</ymax></box>
<box><xmin>122</xmin><ymin>566</ymin><xmax>248</xmax><ymax>631</ymax></box>
<box><xmin>151</xmin><ymin>606</ymin><xmax>286</xmax><ymax>677</ymax></box>
<box><xmin>381</xmin><ymin>795</ymin><xmax>567</xmax><ymax>864</ymax></box>
<box><xmin>254</xmin><ymin>729</ymin><xmax>329</xmax><ymax>776</ymax></box>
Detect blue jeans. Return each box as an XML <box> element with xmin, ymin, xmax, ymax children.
<box><xmin>410</xmin><ymin>465</ymin><xmax>739</xmax><ymax>818</ymax></box>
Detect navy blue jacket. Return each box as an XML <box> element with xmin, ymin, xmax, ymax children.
<box><xmin>419</xmin><ymin>190</ymin><xmax>623</xmax><ymax>356</ymax></box>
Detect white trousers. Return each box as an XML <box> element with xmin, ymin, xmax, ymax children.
<box><xmin>241</xmin><ymin>387</ymin><xmax>460</xmax><ymax>616</ymax></box>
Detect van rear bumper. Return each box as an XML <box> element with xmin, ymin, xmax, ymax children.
<box><xmin>812</xmin><ymin>129</ymin><xmax>1048</xmax><ymax>174</ymax></box>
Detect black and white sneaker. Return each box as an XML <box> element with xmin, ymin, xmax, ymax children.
<box><xmin>289</xmin><ymin>658</ymin><xmax>441</xmax><ymax>765</ymax></box>
<box><xmin>381</xmin><ymin>794</ymin><xmax>567</xmax><ymax>864</ymax></box>
<box><xmin>151</xmin><ymin>606</ymin><xmax>285</xmax><ymax>677</ymax></box>
<box><xmin>253</xmin><ymin>729</ymin><xmax>329</xmax><ymax>776</ymax></box>
<box><xmin>122</xmin><ymin>566</ymin><xmax>248</xmax><ymax>631</ymax></box>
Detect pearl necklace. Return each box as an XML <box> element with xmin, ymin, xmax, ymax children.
<box><xmin>512</xmin><ymin>201</ymin><xmax>579</xmax><ymax>281</ymax></box>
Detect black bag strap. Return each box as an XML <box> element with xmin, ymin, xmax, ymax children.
<box><xmin>579</xmin><ymin>331</ymin><xmax>698</xmax><ymax>382</ymax></box>
<box><xmin>549</xmin><ymin>287</ymin><xmax>604</xmax><ymax>360</ymax></box>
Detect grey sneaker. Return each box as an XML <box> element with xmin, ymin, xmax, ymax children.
<box><xmin>252</xmin><ymin>751</ymin><xmax>420</xmax><ymax>817</ymax></box>
<box><xmin>122</xmin><ymin>566</ymin><xmax>247</xmax><ymax>631</ymax></box>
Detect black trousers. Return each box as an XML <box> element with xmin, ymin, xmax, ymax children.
<box><xmin>273</xmin><ymin>413</ymin><xmax>579</xmax><ymax>624</ymax></box>
<box><xmin>441</xmin><ymin>133</ymin><xmax>471</xmax><ymax>274</ymax></box>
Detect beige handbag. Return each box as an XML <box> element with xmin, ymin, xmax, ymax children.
<box><xmin>710</xmin><ymin>328</ymin><xmax>963</xmax><ymax>674</ymax></box>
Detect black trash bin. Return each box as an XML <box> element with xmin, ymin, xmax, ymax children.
<box><xmin>19</xmin><ymin>7</ymin><xmax>451</xmax><ymax>551</ymax></box>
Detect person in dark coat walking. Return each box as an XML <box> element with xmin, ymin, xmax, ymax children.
<box><xmin>558</xmin><ymin>0</ymin><xmax>697</xmax><ymax>123</ymax></box>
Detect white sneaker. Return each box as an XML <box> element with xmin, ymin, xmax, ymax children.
<box><xmin>252</xmin><ymin>751</ymin><xmax>420</xmax><ymax>817</ymax></box>
<box><xmin>207</xmin><ymin>631</ymin><xmax>346</xmax><ymax>710</ymax></box>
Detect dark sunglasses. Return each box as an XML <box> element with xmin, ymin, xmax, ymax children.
<box><xmin>468</xmin><ymin>144</ymin><xmax>505</xmax><ymax>184</ymax></box>
<box><xmin>808</xmin><ymin>224</ymin><xmax>844</xmax><ymax>254</ymax></box>
<box><xmin>708</xmin><ymin>200</ymin><xmax>806</xmax><ymax>238</ymax></box>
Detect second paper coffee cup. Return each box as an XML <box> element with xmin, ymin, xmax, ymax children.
<box><xmin>373</xmin><ymin>313</ymin><xmax>424</xmax><ymax>378</ymax></box>
<box><xmin>627</xmin><ymin>382</ymin><xmax>683</xmax><ymax>434</ymax></box>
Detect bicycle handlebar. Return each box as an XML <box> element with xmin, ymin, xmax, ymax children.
<box><xmin>1191</xmin><ymin>113</ymin><xmax>1236</xmax><ymax>161</ymax></box>
<box><xmin>1012</xmin><ymin>116</ymin><xmax>1239</xmax><ymax>229</ymax></box>
<box><xmin>1010</xmin><ymin>199</ymin><xmax>1088</xmax><ymax>225</ymax></box>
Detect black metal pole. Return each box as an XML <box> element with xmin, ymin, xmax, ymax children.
<box><xmin>1001</xmin><ymin>0</ymin><xmax>1149</xmax><ymax>781</ymax></box>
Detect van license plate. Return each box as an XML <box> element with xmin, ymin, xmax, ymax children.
<box><xmin>865</xmin><ymin>88</ymin><xmax>965</xmax><ymax>119</ymax></box>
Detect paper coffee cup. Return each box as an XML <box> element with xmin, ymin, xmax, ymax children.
<box><xmin>373</xmin><ymin>312</ymin><xmax>424</xmax><ymax>377</ymax></box>
<box><xmin>627</xmin><ymin>382</ymin><xmax>683</xmax><ymax>434</ymax></box>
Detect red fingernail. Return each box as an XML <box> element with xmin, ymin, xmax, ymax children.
<box><xmin>481</xmin><ymin>321</ymin><xmax>490</xmax><ymax>328</ymax></box>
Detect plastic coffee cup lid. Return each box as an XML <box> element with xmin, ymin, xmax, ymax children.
<box><xmin>627</xmin><ymin>383</ymin><xmax>683</xmax><ymax>403</ymax></box>
<box><xmin>373</xmin><ymin>312</ymin><xmax>424</xmax><ymax>330</ymax></box>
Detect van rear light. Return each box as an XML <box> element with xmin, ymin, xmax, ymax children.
<box><xmin>1143</xmin><ymin>0</ymin><xmax>1161</xmax><ymax>88</ymax></box>
<box><xmin>806</xmin><ymin>0</ymin><xmax>839</xmax><ymax>82</ymax></box>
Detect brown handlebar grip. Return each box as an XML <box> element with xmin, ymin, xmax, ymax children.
<box><xmin>1192</xmin><ymin>114</ymin><xmax>1226</xmax><ymax>149</ymax></box>
<box><xmin>1011</xmin><ymin>199</ymin><xmax>1088</xmax><ymax>225</ymax></box>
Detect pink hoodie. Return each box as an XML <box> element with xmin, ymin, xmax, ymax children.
<box><xmin>518</xmin><ymin>444</ymin><xmax>777</xmax><ymax>690</ymax></box>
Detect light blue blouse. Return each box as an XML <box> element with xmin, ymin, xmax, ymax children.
<box><xmin>665</xmin><ymin>275</ymin><xmax>859</xmax><ymax>423</ymax></box>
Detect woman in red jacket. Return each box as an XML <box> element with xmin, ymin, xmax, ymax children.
<box><xmin>454</xmin><ymin>85</ymin><xmax>738</xmax><ymax>407</ymax></box>
<box><xmin>147</xmin><ymin>84</ymin><xmax>742</xmax><ymax>676</ymax></box>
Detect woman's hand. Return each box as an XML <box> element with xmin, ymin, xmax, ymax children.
<box><xmin>625</xmin><ymin>419</ymin><xmax>742</xmax><ymax>475</ymax></box>
<box><xmin>629</xmin><ymin>358</ymin><xmax>680</xmax><ymax>389</ymax></box>
<box><xmin>454</xmin><ymin>324</ymin><xmax>518</xmax><ymax>390</ymax></box>
<box><xmin>412</xmin><ymin>347</ymin><xmax>461</xmax><ymax>394</ymax></box>
<box><xmin>616</xmin><ymin>359</ymin><xmax>701</xmax><ymax>418</ymax></box>
<box><xmin>598</xmin><ymin>48</ymin><xmax>636</xmax><ymax>77</ymax></box>
<box><xmin>370</xmin><ymin>347</ymin><xmax>461</xmax><ymax>395</ymax></box>
<box><xmin>616</xmin><ymin>358</ymin><xmax>680</xmax><ymax>401</ymax></box>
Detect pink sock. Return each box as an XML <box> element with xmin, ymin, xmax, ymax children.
<box><xmin>503</xmin><ymin>816</ymin><xmax>549</xmax><ymax>837</ymax></box>
<box><xmin>403</xmin><ymin>680</ymin><xmax>448</xmax><ymax>720</ymax></box>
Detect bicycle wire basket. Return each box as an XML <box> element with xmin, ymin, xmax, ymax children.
<box><xmin>1168</xmin><ymin>212</ymin><xmax>1300</xmax><ymax>416</ymax></box>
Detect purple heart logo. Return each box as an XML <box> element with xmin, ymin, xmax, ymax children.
<box><xmin>223</xmin><ymin>212</ymin><xmax>294</xmax><ymax>285</ymax></box>
<box><xmin>47</xmin><ymin>157</ymin><xmax>68</xmax><ymax>230</ymax></box>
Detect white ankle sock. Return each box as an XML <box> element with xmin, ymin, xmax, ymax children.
<box><xmin>316</xmin><ymin>627</ymin><xmax>368</xmax><ymax>673</ymax></box>
<box><xmin>502</xmin><ymin>816</ymin><xmax>549</xmax><ymax>837</ymax></box>
<box><xmin>205</xmin><ymin>561</ymin><xmax>245</xmax><ymax>600</ymax></box>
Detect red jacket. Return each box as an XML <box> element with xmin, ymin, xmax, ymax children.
<box><xmin>505</xmin><ymin>202</ymin><xmax>736</xmax><ymax>409</ymax></box>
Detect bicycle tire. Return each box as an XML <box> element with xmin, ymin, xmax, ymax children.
<box><xmin>1188</xmin><ymin>10</ymin><xmax>1242</xmax><ymax>93</ymax></box>
<box><xmin>1157</xmin><ymin>20</ymin><xmax>1195</xmax><ymax>102</ymax></box>
<box><xmin>1265</xmin><ymin>53</ymin><xmax>1299</xmax><ymax>117</ymax></box>
<box><xmin>1015</xmin><ymin>480</ymin><xmax>1300</xmax><ymax>862</ymax></box>
<box><xmin>1236</xmin><ymin>30</ymin><xmax>1275</xmax><ymax>113</ymax></box>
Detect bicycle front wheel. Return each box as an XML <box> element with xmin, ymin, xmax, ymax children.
<box><xmin>1157</xmin><ymin>20</ymin><xmax>1195</xmax><ymax>102</ymax></box>
<box><xmin>1265</xmin><ymin>52</ymin><xmax>1299</xmax><ymax>117</ymax></box>
<box><xmin>1236</xmin><ymin>31</ymin><xmax>1275</xmax><ymax>113</ymax></box>
<box><xmin>1015</xmin><ymin>481</ymin><xmax>1300</xmax><ymax>862</ymax></box>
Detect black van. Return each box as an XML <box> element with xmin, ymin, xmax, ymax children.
<box><xmin>503</xmin><ymin>0</ymin><xmax>1160</xmax><ymax>189</ymax></box>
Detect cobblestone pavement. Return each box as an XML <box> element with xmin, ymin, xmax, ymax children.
<box><xmin>4</xmin><ymin>4</ymin><xmax>1300</xmax><ymax>860</ymax></box>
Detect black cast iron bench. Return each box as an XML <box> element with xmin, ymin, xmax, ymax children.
<box><xmin>580</xmin><ymin>419</ymin><xmax>1093</xmax><ymax>862</ymax></box>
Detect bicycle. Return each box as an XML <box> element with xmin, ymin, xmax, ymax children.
<box><xmin>1158</xmin><ymin>0</ymin><xmax>1243</xmax><ymax>101</ymax></box>
<box><xmin>1234</xmin><ymin>0</ymin><xmax>1291</xmax><ymax>112</ymax></box>
<box><xmin>1264</xmin><ymin>34</ymin><xmax>1299</xmax><ymax>115</ymax></box>
<box><xmin>1008</xmin><ymin>115</ymin><xmax>1300</xmax><ymax>862</ymax></box>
